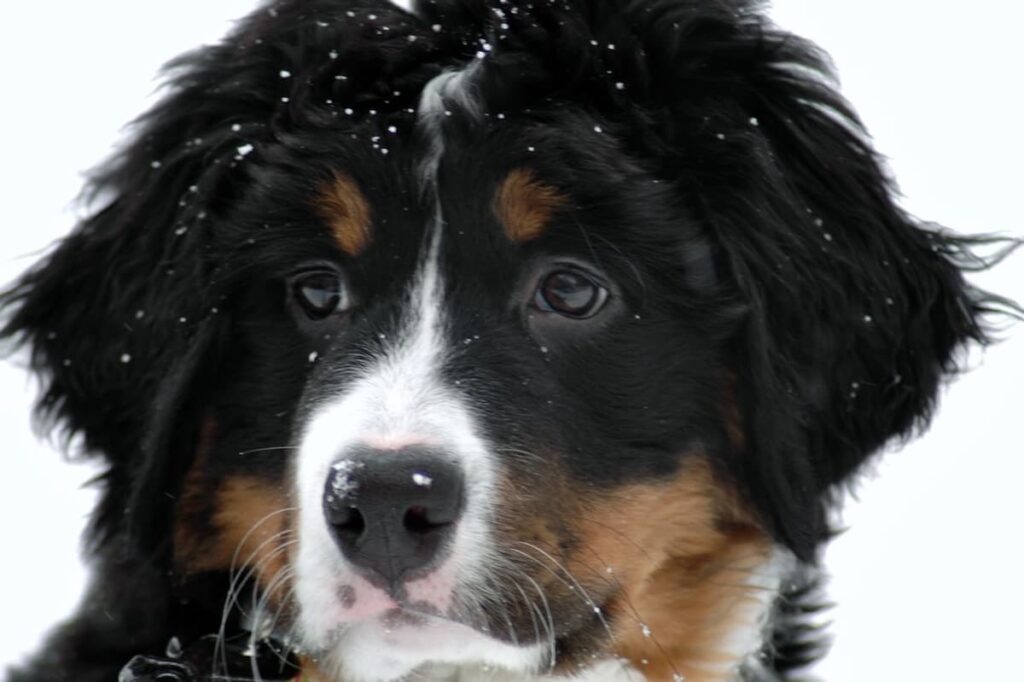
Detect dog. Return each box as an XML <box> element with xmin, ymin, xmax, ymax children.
<box><xmin>2</xmin><ymin>1</ymin><xmax>1017</xmax><ymax>680</ymax></box>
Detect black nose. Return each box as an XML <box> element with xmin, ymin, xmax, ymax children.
<box><xmin>323</xmin><ymin>447</ymin><xmax>464</xmax><ymax>589</ymax></box>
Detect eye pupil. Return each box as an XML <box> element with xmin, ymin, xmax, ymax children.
<box><xmin>294</xmin><ymin>273</ymin><xmax>345</xmax><ymax>320</ymax></box>
<box><xmin>537</xmin><ymin>270</ymin><xmax>605</xmax><ymax>317</ymax></box>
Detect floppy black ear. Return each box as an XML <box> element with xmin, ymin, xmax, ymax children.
<box><xmin>0</xmin><ymin>133</ymin><xmax>228</xmax><ymax>552</ymax></box>
<box><xmin>0</xmin><ymin>33</ymin><xmax>251</xmax><ymax>553</ymax></box>
<box><xmin>603</xmin><ymin>2</ymin><xmax>1017</xmax><ymax>558</ymax></box>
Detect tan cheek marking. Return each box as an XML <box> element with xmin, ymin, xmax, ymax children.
<box><xmin>316</xmin><ymin>171</ymin><xmax>372</xmax><ymax>257</ymax></box>
<box><xmin>573</xmin><ymin>458</ymin><xmax>773</xmax><ymax>682</ymax></box>
<box><xmin>210</xmin><ymin>477</ymin><xmax>292</xmax><ymax>583</ymax></box>
<box><xmin>494</xmin><ymin>168</ymin><xmax>567</xmax><ymax>243</ymax></box>
<box><xmin>175</xmin><ymin>466</ymin><xmax>292</xmax><ymax>597</ymax></box>
<box><xmin>490</xmin><ymin>464</ymin><xmax>598</xmax><ymax>632</ymax></box>
<box><xmin>173</xmin><ymin>417</ymin><xmax>218</xmax><ymax>570</ymax></box>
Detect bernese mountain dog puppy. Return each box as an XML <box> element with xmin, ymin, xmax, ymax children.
<box><xmin>2</xmin><ymin>1</ymin><xmax>1017</xmax><ymax>681</ymax></box>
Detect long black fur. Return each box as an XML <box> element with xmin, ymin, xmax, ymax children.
<box><xmin>2</xmin><ymin>0</ymin><xmax>1017</xmax><ymax>680</ymax></box>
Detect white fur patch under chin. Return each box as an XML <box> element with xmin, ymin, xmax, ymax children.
<box><xmin>291</xmin><ymin>69</ymin><xmax>524</xmax><ymax>670</ymax></box>
<box><xmin>317</xmin><ymin>620</ymin><xmax>550</xmax><ymax>682</ymax></box>
<box><xmin>439</xmin><ymin>659</ymin><xmax>646</xmax><ymax>682</ymax></box>
<box><xmin>292</xmin><ymin>204</ymin><xmax>500</xmax><ymax>658</ymax></box>
<box><xmin>544</xmin><ymin>659</ymin><xmax>647</xmax><ymax>682</ymax></box>
<box><xmin>319</xmin><ymin>655</ymin><xmax>646</xmax><ymax>682</ymax></box>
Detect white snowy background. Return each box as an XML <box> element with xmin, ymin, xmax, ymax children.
<box><xmin>1</xmin><ymin>1</ymin><xmax>1021</xmax><ymax>680</ymax></box>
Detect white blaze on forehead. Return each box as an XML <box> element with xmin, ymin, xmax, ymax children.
<box><xmin>416</xmin><ymin>64</ymin><xmax>483</xmax><ymax>194</ymax></box>
<box><xmin>291</xmin><ymin>57</ymin><xmax>614</xmax><ymax>681</ymax></box>
<box><xmin>419</xmin><ymin>64</ymin><xmax>483</xmax><ymax>122</ymax></box>
<box><xmin>293</xmin><ymin>221</ymin><xmax>499</xmax><ymax>650</ymax></box>
<box><xmin>292</xmin><ymin>60</ymin><xmax>525</xmax><ymax>676</ymax></box>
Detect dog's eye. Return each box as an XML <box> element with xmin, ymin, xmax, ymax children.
<box><xmin>292</xmin><ymin>271</ymin><xmax>349</xmax><ymax>320</ymax></box>
<box><xmin>534</xmin><ymin>270</ymin><xmax>609</xmax><ymax>318</ymax></box>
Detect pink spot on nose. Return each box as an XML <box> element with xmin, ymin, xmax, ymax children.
<box><xmin>405</xmin><ymin>559</ymin><xmax>457</xmax><ymax>613</ymax></box>
<box><xmin>336</xmin><ymin>574</ymin><xmax>397</xmax><ymax>620</ymax></box>
<box><xmin>338</xmin><ymin>584</ymin><xmax>357</xmax><ymax>608</ymax></box>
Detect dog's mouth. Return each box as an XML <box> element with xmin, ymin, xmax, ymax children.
<box><xmin>304</xmin><ymin>611</ymin><xmax>553</xmax><ymax>682</ymax></box>
<box><xmin>312</xmin><ymin>597</ymin><xmax>529</xmax><ymax>649</ymax></box>
<box><xmin>331</xmin><ymin>606</ymin><xmax>494</xmax><ymax>645</ymax></box>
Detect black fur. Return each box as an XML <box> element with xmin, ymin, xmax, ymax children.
<box><xmin>2</xmin><ymin>0</ymin><xmax>1017</xmax><ymax>679</ymax></box>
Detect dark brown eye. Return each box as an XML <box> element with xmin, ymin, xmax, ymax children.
<box><xmin>534</xmin><ymin>270</ymin><xmax>609</xmax><ymax>318</ymax></box>
<box><xmin>293</xmin><ymin>271</ymin><xmax>348</xmax><ymax>320</ymax></box>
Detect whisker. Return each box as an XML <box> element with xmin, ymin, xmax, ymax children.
<box><xmin>220</xmin><ymin>532</ymin><xmax>291</xmax><ymax>624</ymax></box>
<box><xmin>576</xmin><ymin>543</ymin><xmax>682</xmax><ymax>681</ymax></box>
<box><xmin>215</xmin><ymin>506</ymin><xmax>296</xmax><ymax>675</ymax></box>
<box><xmin>502</xmin><ymin>561</ymin><xmax>557</xmax><ymax>670</ymax></box>
<box><xmin>236</xmin><ymin>445</ymin><xmax>299</xmax><ymax>456</ymax></box>
<box><xmin>232</xmin><ymin>534</ymin><xmax>296</xmax><ymax>622</ymax></box>
<box><xmin>576</xmin><ymin>514</ymin><xmax>653</xmax><ymax>560</ymax></box>
<box><xmin>250</xmin><ymin>563</ymin><xmax>298</xmax><ymax>674</ymax></box>
<box><xmin>493</xmin><ymin>446</ymin><xmax>550</xmax><ymax>468</ymax></box>
<box><xmin>227</xmin><ymin>507</ymin><xmax>297</xmax><ymax>592</ymax></box>
<box><xmin>509</xmin><ymin>578</ymin><xmax>541</xmax><ymax>653</ymax></box>
<box><xmin>508</xmin><ymin>542</ymin><xmax>618</xmax><ymax>650</ymax></box>
<box><xmin>253</xmin><ymin>558</ymin><xmax>298</xmax><ymax>638</ymax></box>
<box><xmin>217</xmin><ymin>536</ymin><xmax>294</xmax><ymax>677</ymax></box>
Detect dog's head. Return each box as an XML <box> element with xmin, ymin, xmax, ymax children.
<box><xmin>2</xmin><ymin>1</ymin><xmax>1010</xmax><ymax>680</ymax></box>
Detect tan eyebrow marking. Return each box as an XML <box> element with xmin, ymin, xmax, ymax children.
<box><xmin>315</xmin><ymin>171</ymin><xmax>372</xmax><ymax>257</ymax></box>
<box><xmin>494</xmin><ymin>168</ymin><xmax>567</xmax><ymax>243</ymax></box>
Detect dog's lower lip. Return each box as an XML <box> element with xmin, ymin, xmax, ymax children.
<box><xmin>381</xmin><ymin>608</ymin><xmax>427</xmax><ymax>628</ymax></box>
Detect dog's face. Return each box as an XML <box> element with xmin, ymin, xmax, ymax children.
<box><xmin>171</xmin><ymin>93</ymin><xmax>771</xmax><ymax>680</ymax></box>
<box><xmin>3</xmin><ymin>1</ymin><xmax>1004</xmax><ymax>681</ymax></box>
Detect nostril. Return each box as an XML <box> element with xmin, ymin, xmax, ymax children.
<box><xmin>403</xmin><ymin>506</ymin><xmax>429</xmax><ymax>534</ymax></box>
<box><xmin>403</xmin><ymin>505</ymin><xmax>450</xmax><ymax>535</ymax></box>
<box><xmin>329</xmin><ymin>506</ymin><xmax>366</xmax><ymax>537</ymax></box>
